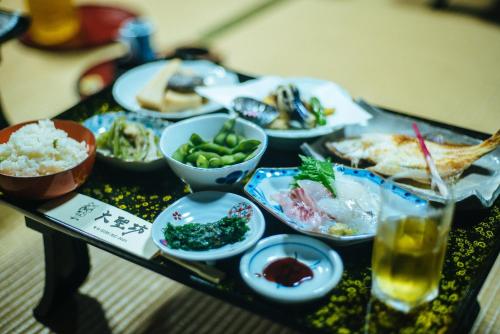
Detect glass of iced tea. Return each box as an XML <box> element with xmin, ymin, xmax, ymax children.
<box><xmin>371</xmin><ymin>177</ymin><xmax>454</xmax><ymax>312</ymax></box>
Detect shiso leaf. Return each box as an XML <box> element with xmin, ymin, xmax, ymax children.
<box><xmin>293</xmin><ymin>155</ymin><xmax>336</xmax><ymax>196</ymax></box>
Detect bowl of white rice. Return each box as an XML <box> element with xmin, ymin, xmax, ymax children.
<box><xmin>0</xmin><ymin>119</ymin><xmax>96</xmax><ymax>200</ymax></box>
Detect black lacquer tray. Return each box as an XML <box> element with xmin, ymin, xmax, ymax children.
<box><xmin>2</xmin><ymin>78</ymin><xmax>498</xmax><ymax>334</ymax></box>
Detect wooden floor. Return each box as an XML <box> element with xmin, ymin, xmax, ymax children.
<box><xmin>0</xmin><ymin>0</ymin><xmax>498</xmax><ymax>333</ymax></box>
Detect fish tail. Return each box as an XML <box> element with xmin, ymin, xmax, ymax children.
<box><xmin>477</xmin><ymin>129</ymin><xmax>500</xmax><ymax>153</ymax></box>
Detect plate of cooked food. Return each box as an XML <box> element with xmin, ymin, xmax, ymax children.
<box><xmin>113</xmin><ymin>59</ymin><xmax>239</xmax><ymax>119</ymax></box>
<box><xmin>151</xmin><ymin>191</ymin><xmax>265</xmax><ymax>261</ymax></box>
<box><xmin>302</xmin><ymin>101</ymin><xmax>500</xmax><ymax>206</ymax></box>
<box><xmin>196</xmin><ymin>76</ymin><xmax>372</xmax><ymax>149</ymax></box>
<box><xmin>244</xmin><ymin>156</ymin><xmax>426</xmax><ymax>245</ymax></box>
<box><xmin>83</xmin><ymin>112</ymin><xmax>169</xmax><ymax>171</ymax></box>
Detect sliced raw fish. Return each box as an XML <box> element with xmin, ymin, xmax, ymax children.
<box><xmin>334</xmin><ymin>174</ymin><xmax>380</xmax><ymax>213</ymax></box>
<box><xmin>296</xmin><ymin>179</ymin><xmax>333</xmax><ymax>202</ymax></box>
<box><xmin>272</xmin><ymin>187</ymin><xmax>327</xmax><ymax>228</ymax></box>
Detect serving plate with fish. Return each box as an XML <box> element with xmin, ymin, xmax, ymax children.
<box><xmin>302</xmin><ymin>101</ymin><xmax>500</xmax><ymax>206</ymax></box>
<box><xmin>196</xmin><ymin>76</ymin><xmax>372</xmax><ymax>149</ymax></box>
<box><xmin>244</xmin><ymin>160</ymin><xmax>425</xmax><ymax>246</ymax></box>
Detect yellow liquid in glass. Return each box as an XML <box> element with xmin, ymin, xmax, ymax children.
<box><xmin>372</xmin><ymin>217</ymin><xmax>448</xmax><ymax>311</ymax></box>
<box><xmin>26</xmin><ymin>0</ymin><xmax>80</xmax><ymax>46</ymax></box>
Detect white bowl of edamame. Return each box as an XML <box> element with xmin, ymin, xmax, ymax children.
<box><xmin>160</xmin><ymin>113</ymin><xmax>268</xmax><ymax>189</ymax></box>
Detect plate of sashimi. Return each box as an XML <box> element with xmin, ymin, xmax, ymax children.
<box><xmin>244</xmin><ymin>156</ymin><xmax>425</xmax><ymax>245</ymax></box>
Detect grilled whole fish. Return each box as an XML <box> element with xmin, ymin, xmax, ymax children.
<box><xmin>325</xmin><ymin>130</ymin><xmax>500</xmax><ymax>184</ymax></box>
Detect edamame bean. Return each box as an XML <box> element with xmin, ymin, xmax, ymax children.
<box><xmin>190</xmin><ymin>133</ymin><xmax>205</xmax><ymax>146</ymax></box>
<box><xmin>220</xmin><ymin>152</ymin><xmax>246</xmax><ymax>165</ymax></box>
<box><xmin>214</xmin><ymin>119</ymin><xmax>235</xmax><ymax>145</ymax></box>
<box><xmin>196</xmin><ymin>155</ymin><xmax>209</xmax><ymax>168</ymax></box>
<box><xmin>232</xmin><ymin>139</ymin><xmax>260</xmax><ymax>153</ymax></box>
<box><xmin>244</xmin><ymin>150</ymin><xmax>258</xmax><ymax>161</ymax></box>
<box><xmin>221</xmin><ymin>118</ymin><xmax>236</xmax><ymax>132</ymax></box>
<box><xmin>225</xmin><ymin>133</ymin><xmax>238</xmax><ymax>148</ymax></box>
<box><xmin>186</xmin><ymin>151</ymin><xmax>221</xmax><ymax>163</ymax></box>
<box><xmin>214</xmin><ymin>131</ymin><xmax>228</xmax><ymax>146</ymax></box>
<box><xmin>172</xmin><ymin>143</ymin><xmax>191</xmax><ymax>162</ymax></box>
<box><xmin>208</xmin><ymin>157</ymin><xmax>222</xmax><ymax>168</ymax></box>
<box><xmin>196</xmin><ymin>143</ymin><xmax>233</xmax><ymax>155</ymax></box>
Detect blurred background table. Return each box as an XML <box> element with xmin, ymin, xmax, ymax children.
<box><xmin>0</xmin><ymin>0</ymin><xmax>498</xmax><ymax>333</ymax></box>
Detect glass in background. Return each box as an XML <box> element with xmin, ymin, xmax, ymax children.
<box><xmin>25</xmin><ymin>0</ymin><xmax>80</xmax><ymax>46</ymax></box>
<box><xmin>371</xmin><ymin>177</ymin><xmax>454</xmax><ymax>313</ymax></box>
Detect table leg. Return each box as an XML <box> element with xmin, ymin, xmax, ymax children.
<box><xmin>432</xmin><ymin>0</ymin><xmax>448</xmax><ymax>9</ymax></box>
<box><xmin>25</xmin><ymin>218</ymin><xmax>91</xmax><ymax>321</ymax></box>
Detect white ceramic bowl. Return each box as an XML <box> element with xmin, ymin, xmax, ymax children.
<box><xmin>151</xmin><ymin>191</ymin><xmax>266</xmax><ymax>261</ymax></box>
<box><xmin>240</xmin><ymin>234</ymin><xmax>343</xmax><ymax>303</ymax></box>
<box><xmin>160</xmin><ymin>113</ymin><xmax>267</xmax><ymax>189</ymax></box>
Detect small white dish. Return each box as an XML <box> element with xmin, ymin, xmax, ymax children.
<box><xmin>151</xmin><ymin>191</ymin><xmax>265</xmax><ymax>261</ymax></box>
<box><xmin>113</xmin><ymin>60</ymin><xmax>239</xmax><ymax>120</ymax></box>
<box><xmin>83</xmin><ymin>111</ymin><xmax>169</xmax><ymax>171</ymax></box>
<box><xmin>240</xmin><ymin>234</ymin><xmax>343</xmax><ymax>303</ymax></box>
<box><xmin>159</xmin><ymin>113</ymin><xmax>267</xmax><ymax>189</ymax></box>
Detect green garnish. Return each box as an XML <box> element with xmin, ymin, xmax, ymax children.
<box><xmin>294</xmin><ymin>155</ymin><xmax>336</xmax><ymax>196</ymax></box>
<box><xmin>309</xmin><ymin>97</ymin><xmax>327</xmax><ymax>126</ymax></box>
<box><xmin>163</xmin><ymin>216</ymin><xmax>249</xmax><ymax>251</ymax></box>
<box><xmin>52</xmin><ymin>139</ymin><xmax>58</xmax><ymax>149</ymax></box>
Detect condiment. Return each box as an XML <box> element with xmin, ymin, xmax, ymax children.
<box><xmin>261</xmin><ymin>257</ymin><xmax>313</xmax><ymax>287</ymax></box>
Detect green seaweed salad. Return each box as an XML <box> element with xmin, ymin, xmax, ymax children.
<box><xmin>172</xmin><ymin>118</ymin><xmax>261</xmax><ymax>168</ymax></box>
<box><xmin>96</xmin><ymin>117</ymin><xmax>161</xmax><ymax>162</ymax></box>
<box><xmin>163</xmin><ymin>216</ymin><xmax>249</xmax><ymax>251</ymax></box>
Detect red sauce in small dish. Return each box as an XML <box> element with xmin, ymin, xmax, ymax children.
<box><xmin>262</xmin><ymin>257</ymin><xmax>313</xmax><ymax>287</ymax></box>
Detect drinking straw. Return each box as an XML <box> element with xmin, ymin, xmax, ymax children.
<box><xmin>412</xmin><ymin>123</ymin><xmax>449</xmax><ymax>196</ymax></box>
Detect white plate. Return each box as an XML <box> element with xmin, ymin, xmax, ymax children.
<box><xmin>151</xmin><ymin>191</ymin><xmax>265</xmax><ymax>261</ymax></box>
<box><xmin>240</xmin><ymin>234</ymin><xmax>343</xmax><ymax>303</ymax></box>
<box><xmin>196</xmin><ymin>76</ymin><xmax>372</xmax><ymax>149</ymax></box>
<box><xmin>113</xmin><ymin>60</ymin><xmax>239</xmax><ymax>120</ymax></box>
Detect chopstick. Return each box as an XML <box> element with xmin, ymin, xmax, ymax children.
<box><xmin>412</xmin><ymin>123</ymin><xmax>449</xmax><ymax>196</ymax></box>
<box><xmin>158</xmin><ymin>252</ymin><xmax>226</xmax><ymax>284</ymax></box>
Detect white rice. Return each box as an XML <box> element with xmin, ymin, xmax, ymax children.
<box><xmin>0</xmin><ymin>120</ymin><xmax>89</xmax><ymax>177</ymax></box>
